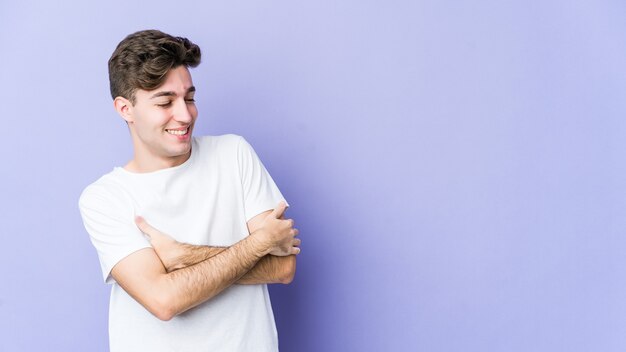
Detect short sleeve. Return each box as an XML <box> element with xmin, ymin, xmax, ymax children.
<box><xmin>236</xmin><ymin>136</ymin><xmax>288</xmax><ymax>221</ymax></box>
<box><xmin>78</xmin><ymin>184</ymin><xmax>151</xmax><ymax>284</ymax></box>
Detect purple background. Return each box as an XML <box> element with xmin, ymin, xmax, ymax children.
<box><xmin>1</xmin><ymin>1</ymin><xmax>626</xmax><ymax>351</ymax></box>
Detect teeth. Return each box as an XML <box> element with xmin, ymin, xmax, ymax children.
<box><xmin>166</xmin><ymin>128</ymin><xmax>188</xmax><ymax>136</ymax></box>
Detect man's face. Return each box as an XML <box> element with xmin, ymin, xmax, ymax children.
<box><xmin>127</xmin><ymin>66</ymin><xmax>198</xmax><ymax>168</ymax></box>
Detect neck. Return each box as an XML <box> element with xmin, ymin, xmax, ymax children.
<box><xmin>124</xmin><ymin>151</ymin><xmax>191</xmax><ymax>173</ymax></box>
<box><xmin>124</xmin><ymin>142</ymin><xmax>192</xmax><ymax>173</ymax></box>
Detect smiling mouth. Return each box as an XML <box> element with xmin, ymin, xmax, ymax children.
<box><xmin>165</xmin><ymin>128</ymin><xmax>189</xmax><ymax>136</ymax></box>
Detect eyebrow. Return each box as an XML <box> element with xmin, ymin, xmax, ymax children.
<box><xmin>150</xmin><ymin>86</ymin><xmax>196</xmax><ymax>99</ymax></box>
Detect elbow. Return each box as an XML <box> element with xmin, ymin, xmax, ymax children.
<box><xmin>146</xmin><ymin>290</ymin><xmax>178</xmax><ymax>321</ymax></box>
<box><xmin>280</xmin><ymin>273</ymin><xmax>294</xmax><ymax>285</ymax></box>
<box><xmin>153</xmin><ymin>306</ymin><xmax>176</xmax><ymax>322</ymax></box>
<box><xmin>279</xmin><ymin>255</ymin><xmax>297</xmax><ymax>284</ymax></box>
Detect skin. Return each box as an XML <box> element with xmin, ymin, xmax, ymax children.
<box><xmin>142</xmin><ymin>209</ymin><xmax>301</xmax><ymax>284</ymax></box>
<box><xmin>114</xmin><ymin>65</ymin><xmax>198</xmax><ymax>173</ymax></box>
<box><xmin>110</xmin><ymin>66</ymin><xmax>300</xmax><ymax>321</ymax></box>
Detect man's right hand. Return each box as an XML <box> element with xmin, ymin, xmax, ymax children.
<box><xmin>253</xmin><ymin>201</ymin><xmax>301</xmax><ymax>256</ymax></box>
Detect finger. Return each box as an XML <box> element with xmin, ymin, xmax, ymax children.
<box><xmin>293</xmin><ymin>238</ymin><xmax>301</xmax><ymax>247</ymax></box>
<box><xmin>290</xmin><ymin>246</ymin><xmax>301</xmax><ymax>255</ymax></box>
<box><xmin>135</xmin><ymin>216</ymin><xmax>156</xmax><ymax>237</ymax></box>
<box><xmin>271</xmin><ymin>201</ymin><xmax>288</xmax><ymax>219</ymax></box>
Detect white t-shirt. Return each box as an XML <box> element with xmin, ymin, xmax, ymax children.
<box><xmin>79</xmin><ymin>134</ymin><xmax>286</xmax><ymax>352</ymax></box>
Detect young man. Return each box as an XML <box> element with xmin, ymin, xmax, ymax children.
<box><xmin>79</xmin><ymin>30</ymin><xmax>300</xmax><ymax>352</ymax></box>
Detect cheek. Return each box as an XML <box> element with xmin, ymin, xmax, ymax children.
<box><xmin>135</xmin><ymin>110</ymin><xmax>171</xmax><ymax>131</ymax></box>
<box><xmin>149</xmin><ymin>110</ymin><xmax>172</xmax><ymax>125</ymax></box>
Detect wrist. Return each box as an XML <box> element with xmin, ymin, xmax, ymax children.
<box><xmin>249</xmin><ymin>229</ymin><xmax>273</xmax><ymax>256</ymax></box>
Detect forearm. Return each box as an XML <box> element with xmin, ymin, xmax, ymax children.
<box><xmin>163</xmin><ymin>243</ymin><xmax>226</xmax><ymax>272</ymax></box>
<box><xmin>165</xmin><ymin>243</ymin><xmax>296</xmax><ymax>285</ymax></box>
<box><xmin>237</xmin><ymin>255</ymin><xmax>296</xmax><ymax>284</ymax></box>
<box><xmin>158</xmin><ymin>235</ymin><xmax>269</xmax><ymax>319</ymax></box>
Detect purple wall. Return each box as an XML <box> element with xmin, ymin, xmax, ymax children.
<box><xmin>1</xmin><ymin>1</ymin><xmax>626</xmax><ymax>351</ymax></box>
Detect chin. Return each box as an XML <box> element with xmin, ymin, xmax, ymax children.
<box><xmin>168</xmin><ymin>144</ymin><xmax>191</xmax><ymax>157</ymax></box>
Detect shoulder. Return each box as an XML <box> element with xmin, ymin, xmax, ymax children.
<box><xmin>78</xmin><ymin>171</ymin><xmax>130</xmax><ymax>211</ymax></box>
<box><xmin>194</xmin><ymin>134</ymin><xmax>245</xmax><ymax>147</ymax></box>
<box><xmin>193</xmin><ymin>134</ymin><xmax>248</xmax><ymax>155</ymax></box>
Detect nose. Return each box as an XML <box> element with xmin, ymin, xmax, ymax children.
<box><xmin>174</xmin><ymin>99</ymin><xmax>194</xmax><ymax>123</ymax></box>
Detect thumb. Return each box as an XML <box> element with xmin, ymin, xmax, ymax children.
<box><xmin>271</xmin><ymin>201</ymin><xmax>288</xmax><ymax>219</ymax></box>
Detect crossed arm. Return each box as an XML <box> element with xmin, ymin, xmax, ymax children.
<box><xmin>110</xmin><ymin>202</ymin><xmax>300</xmax><ymax>321</ymax></box>
<box><xmin>144</xmin><ymin>209</ymin><xmax>300</xmax><ymax>284</ymax></box>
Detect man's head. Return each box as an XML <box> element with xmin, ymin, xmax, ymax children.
<box><xmin>109</xmin><ymin>30</ymin><xmax>202</xmax><ymax>172</ymax></box>
<box><xmin>109</xmin><ymin>29</ymin><xmax>201</xmax><ymax>104</ymax></box>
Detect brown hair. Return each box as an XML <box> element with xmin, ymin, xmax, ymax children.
<box><xmin>108</xmin><ymin>30</ymin><xmax>201</xmax><ymax>104</ymax></box>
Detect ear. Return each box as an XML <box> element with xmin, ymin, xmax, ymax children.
<box><xmin>114</xmin><ymin>96</ymin><xmax>134</xmax><ymax>123</ymax></box>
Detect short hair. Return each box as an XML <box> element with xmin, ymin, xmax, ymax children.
<box><xmin>108</xmin><ymin>29</ymin><xmax>201</xmax><ymax>104</ymax></box>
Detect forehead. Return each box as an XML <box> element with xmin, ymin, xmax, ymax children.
<box><xmin>136</xmin><ymin>66</ymin><xmax>195</xmax><ymax>99</ymax></box>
